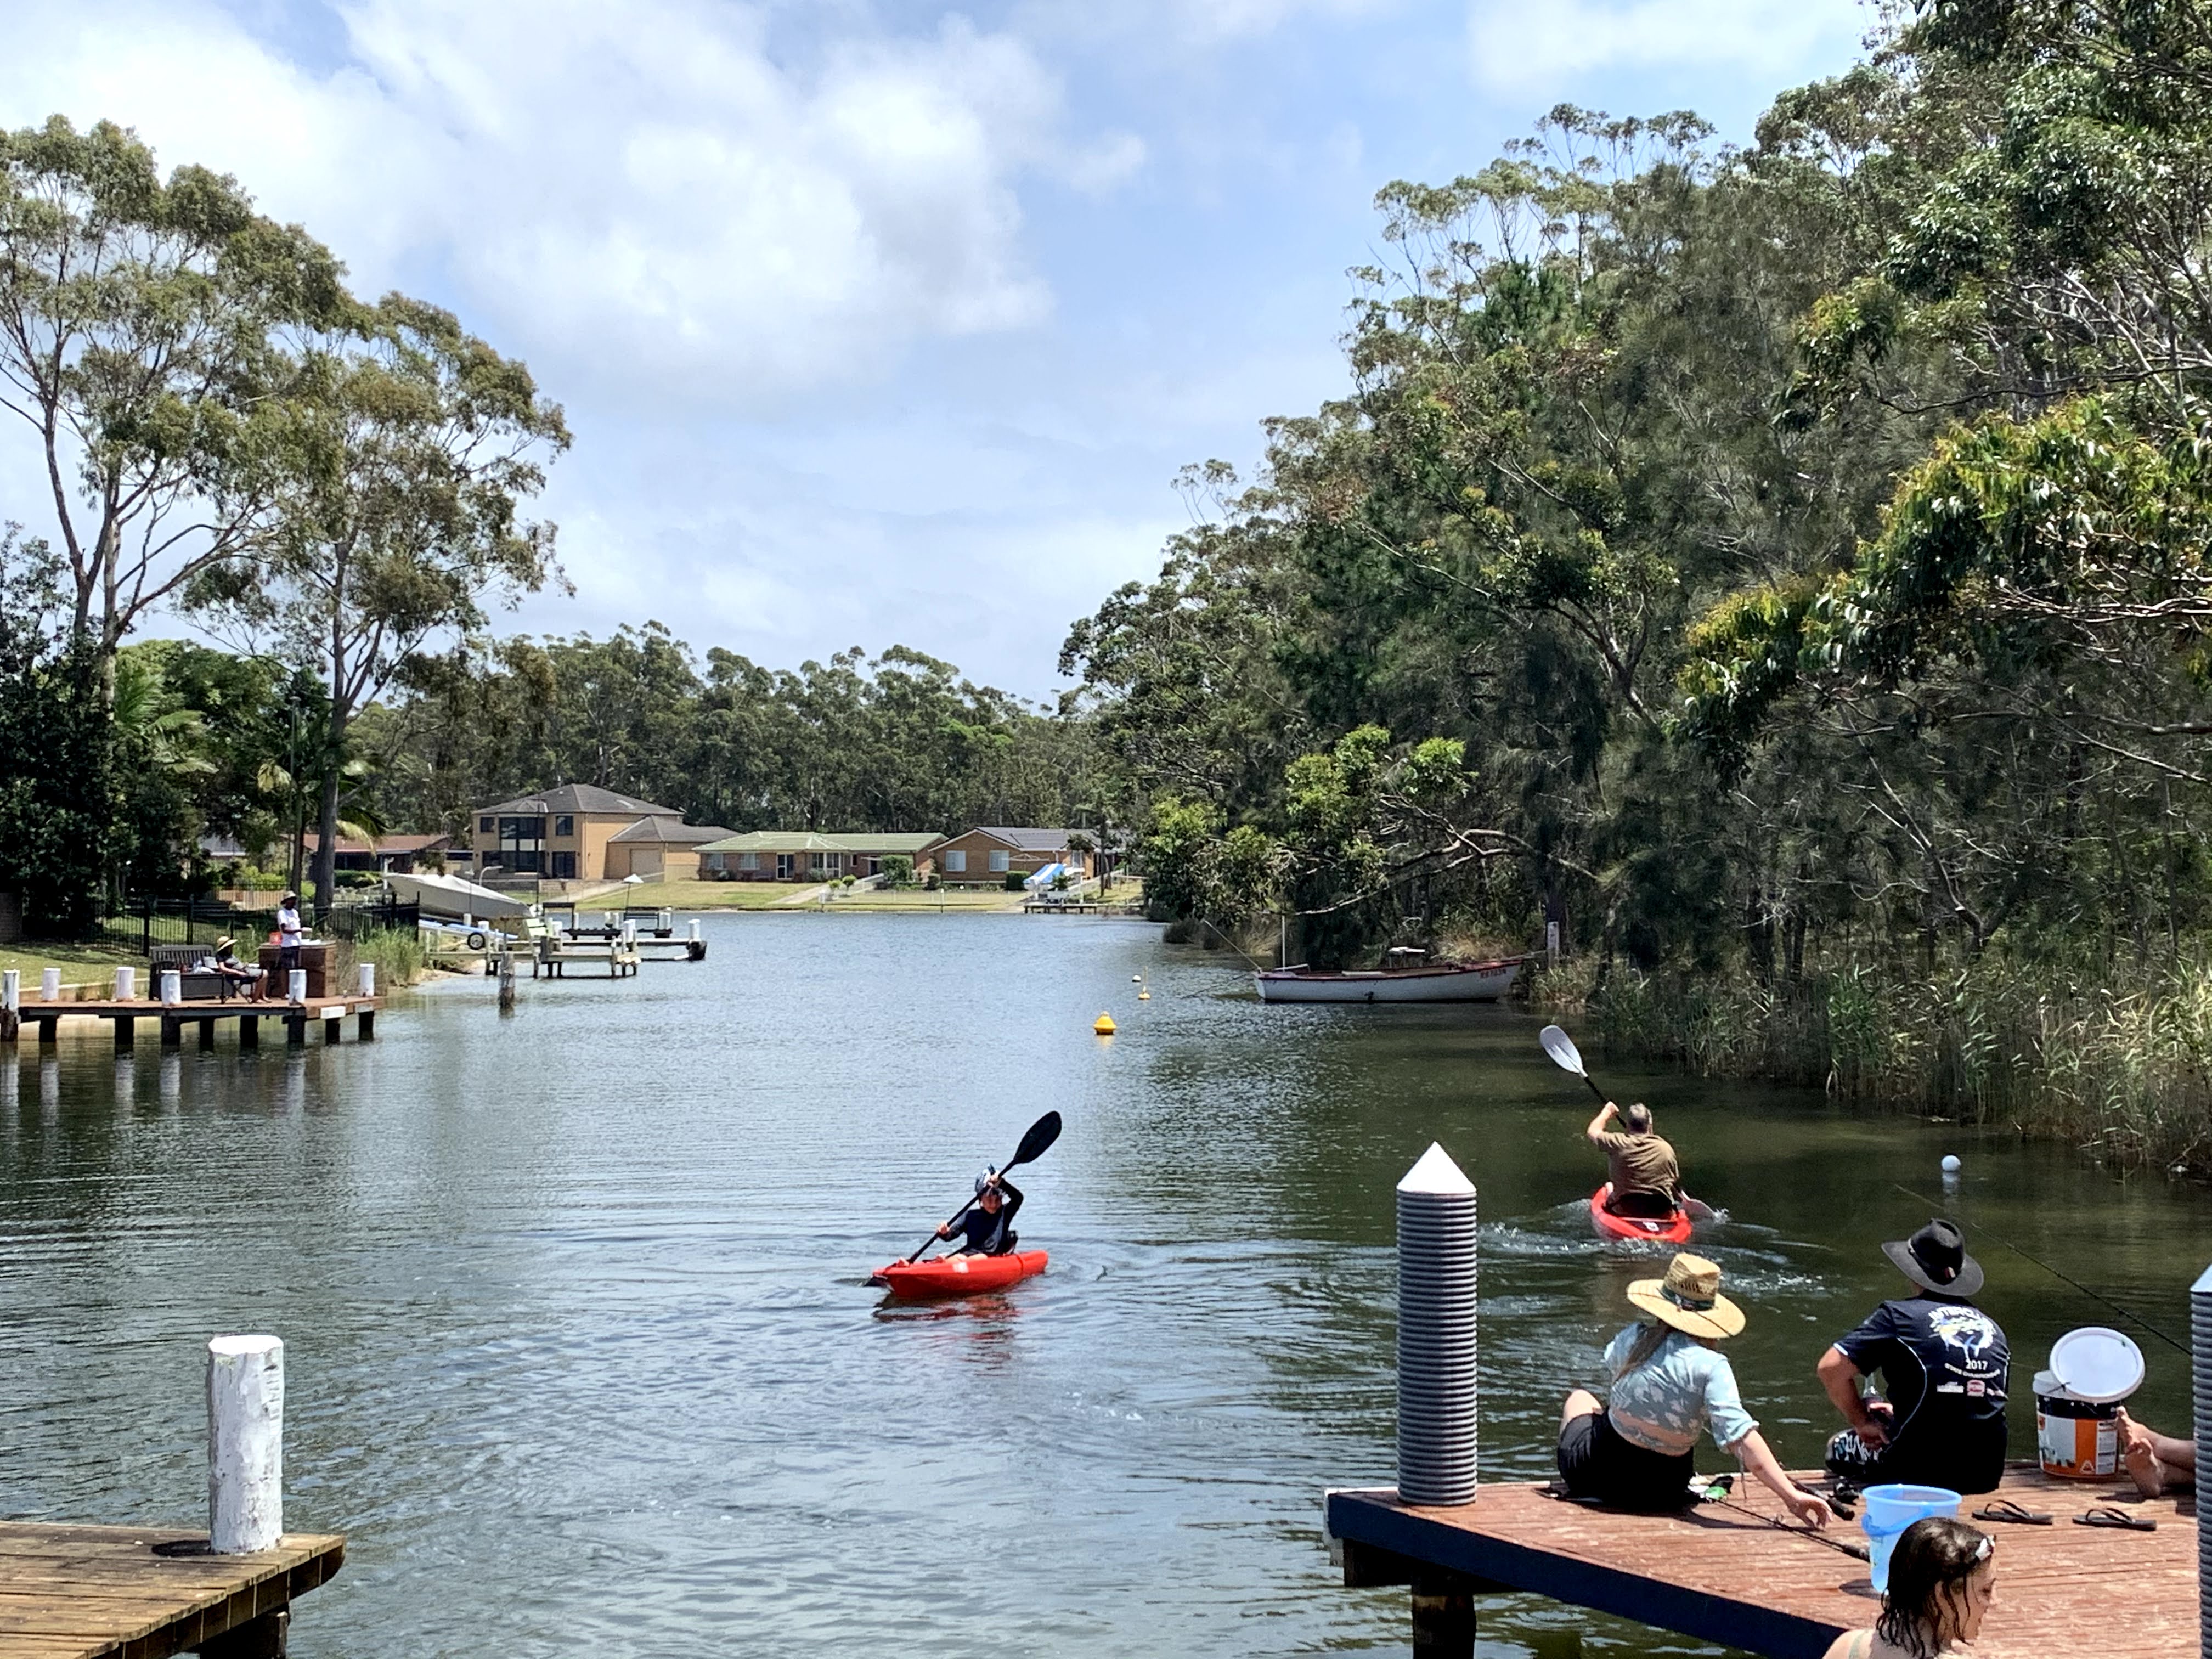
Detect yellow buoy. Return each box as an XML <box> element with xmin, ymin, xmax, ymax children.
<box><xmin>1093</xmin><ymin>1012</ymin><xmax>1117</xmax><ymax>1035</ymax></box>
<box><xmin>1137</xmin><ymin>990</ymin><xmax>1150</xmax><ymax>1000</ymax></box>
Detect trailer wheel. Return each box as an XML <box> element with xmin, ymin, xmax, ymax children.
<box><xmin>467</xmin><ymin>930</ymin><xmax>488</xmax><ymax>951</ymax></box>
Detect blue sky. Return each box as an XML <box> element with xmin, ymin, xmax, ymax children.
<box><xmin>0</xmin><ymin>0</ymin><xmax>1872</xmax><ymax>699</ymax></box>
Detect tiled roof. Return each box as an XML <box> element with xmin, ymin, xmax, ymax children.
<box><xmin>695</xmin><ymin>830</ymin><xmax>944</xmax><ymax>855</ymax></box>
<box><xmin>932</xmin><ymin>827</ymin><xmax>1084</xmax><ymax>853</ymax></box>
<box><xmin>477</xmin><ymin>783</ymin><xmax>679</xmax><ymax>817</ymax></box>
<box><xmin>304</xmin><ymin>832</ymin><xmax>453</xmax><ymax>854</ymax></box>
<box><xmin>606</xmin><ymin>818</ymin><xmax>738</xmax><ymax>844</ymax></box>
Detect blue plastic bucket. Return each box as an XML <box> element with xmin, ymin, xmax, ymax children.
<box><xmin>1859</xmin><ymin>1483</ymin><xmax>1961</xmax><ymax>1593</ymax></box>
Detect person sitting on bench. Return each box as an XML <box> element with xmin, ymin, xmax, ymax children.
<box><xmin>201</xmin><ymin>936</ymin><xmax>267</xmax><ymax>1001</ymax></box>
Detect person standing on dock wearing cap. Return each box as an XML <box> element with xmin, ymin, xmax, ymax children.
<box><xmin>1818</xmin><ymin>1218</ymin><xmax>2010</xmax><ymax>1494</ymax></box>
<box><xmin>275</xmin><ymin>893</ymin><xmax>304</xmax><ymax>983</ymax></box>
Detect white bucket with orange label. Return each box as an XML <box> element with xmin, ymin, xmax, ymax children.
<box><xmin>2034</xmin><ymin>1370</ymin><xmax>2118</xmax><ymax>1479</ymax></box>
<box><xmin>2036</xmin><ymin>1327</ymin><xmax>2146</xmax><ymax>1481</ymax></box>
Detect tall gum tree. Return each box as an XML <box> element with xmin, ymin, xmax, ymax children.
<box><xmin>0</xmin><ymin>116</ymin><xmax>346</xmax><ymax>696</ymax></box>
<box><xmin>189</xmin><ymin>294</ymin><xmax>569</xmax><ymax>911</ymax></box>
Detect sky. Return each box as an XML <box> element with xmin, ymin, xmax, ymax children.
<box><xmin>0</xmin><ymin>0</ymin><xmax>1874</xmax><ymax>701</ymax></box>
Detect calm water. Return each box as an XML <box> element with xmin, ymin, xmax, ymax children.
<box><xmin>4</xmin><ymin>916</ymin><xmax>2209</xmax><ymax>1656</ymax></box>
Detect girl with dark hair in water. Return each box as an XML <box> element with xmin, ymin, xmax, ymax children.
<box><xmin>1822</xmin><ymin>1517</ymin><xmax>1996</xmax><ymax>1659</ymax></box>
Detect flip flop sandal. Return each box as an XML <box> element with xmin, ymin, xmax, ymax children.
<box><xmin>2075</xmin><ymin>1506</ymin><xmax>2158</xmax><ymax>1531</ymax></box>
<box><xmin>1972</xmin><ymin>1499</ymin><xmax>2053</xmax><ymax>1525</ymax></box>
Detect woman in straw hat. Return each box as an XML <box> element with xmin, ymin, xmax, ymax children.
<box><xmin>1558</xmin><ymin>1252</ymin><xmax>1830</xmax><ymax>1522</ymax></box>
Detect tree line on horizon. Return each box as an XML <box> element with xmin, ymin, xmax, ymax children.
<box><xmin>0</xmin><ymin>117</ymin><xmax>1093</xmax><ymax>930</ymax></box>
<box><xmin>1064</xmin><ymin>0</ymin><xmax>2212</xmax><ymax>987</ymax></box>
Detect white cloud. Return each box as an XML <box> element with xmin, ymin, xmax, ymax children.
<box><xmin>0</xmin><ymin>0</ymin><xmax>1115</xmax><ymax>407</ymax></box>
<box><xmin>1467</xmin><ymin>0</ymin><xmax>1869</xmax><ymax>88</ymax></box>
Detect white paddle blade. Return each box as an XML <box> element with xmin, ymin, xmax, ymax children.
<box><xmin>1539</xmin><ymin>1024</ymin><xmax>1587</xmax><ymax>1077</ymax></box>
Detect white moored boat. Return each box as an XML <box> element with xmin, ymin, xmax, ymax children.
<box><xmin>1252</xmin><ymin>956</ymin><xmax>1524</xmax><ymax>1004</ymax></box>
<box><xmin>382</xmin><ymin>870</ymin><xmax>533</xmax><ymax>922</ymax></box>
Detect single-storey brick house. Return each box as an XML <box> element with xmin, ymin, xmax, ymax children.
<box><xmin>470</xmin><ymin>784</ymin><xmax>731</xmax><ymax>882</ymax></box>
<box><xmin>922</xmin><ymin>827</ymin><xmax>1098</xmax><ymax>887</ymax></box>
<box><xmin>696</xmin><ymin>831</ymin><xmax>942</xmax><ymax>882</ymax></box>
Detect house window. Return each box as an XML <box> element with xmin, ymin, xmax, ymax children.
<box><xmin>479</xmin><ymin>815</ymin><xmax>494</xmax><ymax>833</ymax></box>
<box><xmin>551</xmin><ymin>851</ymin><xmax>577</xmax><ymax>879</ymax></box>
<box><xmin>498</xmin><ymin>816</ymin><xmax>545</xmax><ymax>840</ymax></box>
<box><xmin>506</xmin><ymin>849</ymin><xmax>543</xmax><ymax>873</ymax></box>
<box><xmin>738</xmin><ymin>853</ymin><xmax>759</xmax><ymax>872</ymax></box>
<box><xmin>945</xmin><ymin>850</ymin><xmax>967</xmax><ymax>873</ymax></box>
<box><xmin>555</xmin><ymin>815</ymin><xmax>574</xmax><ymax>837</ymax></box>
<box><xmin>988</xmin><ymin>849</ymin><xmax>1010</xmax><ymax>873</ymax></box>
<box><xmin>776</xmin><ymin>853</ymin><xmax>794</xmax><ymax>879</ymax></box>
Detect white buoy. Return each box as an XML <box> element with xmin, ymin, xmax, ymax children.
<box><xmin>114</xmin><ymin>966</ymin><xmax>136</xmax><ymax>1001</ymax></box>
<box><xmin>1397</xmin><ymin>1141</ymin><xmax>1479</xmax><ymax>1506</ymax></box>
<box><xmin>1941</xmin><ymin>1154</ymin><xmax>1961</xmax><ymax>1173</ymax></box>
<box><xmin>357</xmin><ymin>962</ymin><xmax>375</xmax><ymax>997</ymax></box>
<box><xmin>41</xmin><ymin>968</ymin><xmax>60</xmax><ymax>1002</ymax></box>
<box><xmin>207</xmin><ymin>1335</ymin><xmax>284</xmax><ymax>1553</ymax></box>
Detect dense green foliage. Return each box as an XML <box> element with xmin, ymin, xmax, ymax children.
<box><xmin>1067</xmin><ymin>2</ymin><xmax>2212</xmax><ymax>1003</ymax></box>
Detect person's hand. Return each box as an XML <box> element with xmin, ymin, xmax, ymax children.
<box><xmin>1787</xmin><ymin>1488</ymin><xmax>1831</xmax><ymax>1528</ymax></box>
<box><xmin>1601</xmin><ymin>1101</ymin><xmax>1620</xmax><ymax>1119</ymax></box>
<box><xmin>1853</xmin><ymin>1415</ymin><xmax>1891</xmax><ymax>1451</ymax></box>
<box><xmin>935</xmin><ymin>1223</ymin><xmax>951</xmax><ymax>1239</ymax></box>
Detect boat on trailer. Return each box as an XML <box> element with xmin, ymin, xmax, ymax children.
<box><xmin>1253</xmin><ymin>955</ymin><xmax>1524</xmax><ymax>1005</ymax></box>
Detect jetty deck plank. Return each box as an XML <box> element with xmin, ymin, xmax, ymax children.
<box><xmin>0</xmin><ymin>1525</ymin><xmax>342</xmax><ymax>1659</ymax></box>
<box><xmin>1326</xmin><ymin>1465</ymin><xmax>2193</xmax><ymax>1659</ymax></box>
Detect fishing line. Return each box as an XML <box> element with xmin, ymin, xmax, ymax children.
<box><xmin>1892</xmin><ymin>1183</ymin><xmax>2189</xmax><ymax>1356</ymax></box>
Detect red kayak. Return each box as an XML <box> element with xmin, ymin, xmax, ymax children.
<box><xmin>872</xmin><ymin>1249</ymin><xmax>1049</xmax><ymax>1300</ymax></box>
<box><xmin>1589</xmin><ymin>1184</ymin><xmax>1693</xmax><ymax>1244</ymax></box>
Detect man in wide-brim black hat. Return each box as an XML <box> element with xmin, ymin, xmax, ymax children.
<box><xmin>1816</xmin><ymin>1217</ymin><xmax>2012</xmax><ymax>1494</ymax></box>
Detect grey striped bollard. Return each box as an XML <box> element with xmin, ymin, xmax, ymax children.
<box><xmin>1398</xmin><ymin>1141</ymin><xmax>1478</xmax><ymax>1505</ymax></box>
<box><xmin>2194</xmin><ymin>1263</ymin><xmax>2212</xmax><ymax>1657</ymax></box>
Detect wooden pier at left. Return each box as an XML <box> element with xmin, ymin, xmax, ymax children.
<box><xmin>0</xmin><ymin>1522</ymin><xmax>343</xmax><ymax>1657</ymax></box>
<box><xmin>1</xmin><ymin>998</ymin><xmax>381</xmax><ymax>1051</ymax></box>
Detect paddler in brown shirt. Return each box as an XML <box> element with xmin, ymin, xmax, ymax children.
<box><xmin>1587</xmin><ymin>1100</ymin><xmax>1684</xmax><ymax>1219</ymax></box>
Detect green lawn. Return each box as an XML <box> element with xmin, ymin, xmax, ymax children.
<box><xmin>0</xmin><ymin>939</ymin><xmax>143</xmax><ymax>990</ymax></box>
<box><xmin>640</xmin><ymin>879</ymin><xmax>1044</xmax><ymax>913</ymax></box>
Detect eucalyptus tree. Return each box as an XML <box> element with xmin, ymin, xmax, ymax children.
<box><xmin>0</xmin><ymin>116</ymin><xmax>346</xmax><ymax>696</ymax></box>
<box><xmin>189</xmin><ymin>295</ymin><xmax>568</xmax><ymax>908</ymax></box>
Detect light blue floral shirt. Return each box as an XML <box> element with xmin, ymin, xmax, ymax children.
<box><xmin>1604</xmin><ymin>1324</ymin><xmax>1759</xmax><ymax>1457</ymax></box>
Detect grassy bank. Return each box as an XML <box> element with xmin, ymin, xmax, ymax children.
<box><xmin>1541</xmin><ymin>952</ymin><xmax>2212</xmax><ymax>1176</ymax></box>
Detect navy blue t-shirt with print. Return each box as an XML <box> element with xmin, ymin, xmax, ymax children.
<box><xmin>1835</xmin><ymin>1294</ymin><xmax>2010</xmax><ymax>1493</ymax></box>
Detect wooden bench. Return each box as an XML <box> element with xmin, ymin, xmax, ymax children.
<box><xmin>145</xmin><ymin>945</ymin><xmax>230</xmax><ymax>1002</ymax></box>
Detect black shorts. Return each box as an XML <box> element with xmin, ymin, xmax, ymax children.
<box><xmin>1558</xmin><ymin>1410</ymin><xmax>1697</xmax><ymax>1511</ymax></box>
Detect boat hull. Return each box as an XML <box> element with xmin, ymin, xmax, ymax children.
<box><xmin>1589</xmin><ymin>1184</ymin><xmax>1693</xmax><ymax>1244</ymax></box>
<box><xmin>1254</xmin><ymin>958</ymin><xmax>1522</xmax><ymax>1003</ymax></box>
<box><xmin>873</xmin><ymin>1249</ymin><xmax>1049</xmax><ymax>1300</ymax></box>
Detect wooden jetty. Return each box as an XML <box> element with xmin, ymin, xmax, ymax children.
<box><xmin>0</xmin><ymin>1522</ymin><xmax>343</xmax><ymax>1658</ymax></box>
<box><xmin>529</xmin><ymin>936</ymin><xmax>639</xmax><ymax>978</ymax></box>
<box><xmin>1324</xmin><ymin>1465</ymin><xmax>2196</xmax><ymax>1659</ymax></box>
<box><xmin>1019</xmin><ymin>896</ymin><xmax>1143</xmax><ymax>915</ymax></box>
<box><xmin>3</xmin><ymin>998</ymin><xmax>379</xmax><ymax>1051</ymax></box>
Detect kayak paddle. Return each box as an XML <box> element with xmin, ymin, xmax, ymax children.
<box><xmin>1539</xmin><ymin>1024</ymin><xmax>1607</xmax><ymax>1102</ymax></box>
<box><xmin>1541</xmin><ymin>1025</ymin><xmax>1716</xmax><ymax>1222</ymax></box>
<box><xmin>891</xmin><ymin>1110</ymin><xmax>1063</xmax><ymax>1269</ymax></box>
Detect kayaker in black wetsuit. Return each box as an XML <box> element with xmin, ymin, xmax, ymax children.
<box><xmin>938</xmin><ymin>1170</ymin><xmax>1022</xmax><ymax>1256</ymax></box>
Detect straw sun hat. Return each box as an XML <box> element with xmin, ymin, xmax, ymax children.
<box><xmin>1626</xmin><ymin>1252</ymin><xmax>1746</xmax><ymax>1340</ymax></box>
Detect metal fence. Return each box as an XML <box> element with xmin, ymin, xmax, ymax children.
<box><xmin>93</xmin><ymin>899</ymin><xmax>421</xmax><ymax>955</ymax></box>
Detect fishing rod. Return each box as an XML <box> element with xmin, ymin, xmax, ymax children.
<box><xmin>1702</xmin><ymin>1486</ymin><xmax>1870</xmax><ymax>1561</ymax></box>
<box><xmin>1893</xmin><ymin>1182</ymin><xmax>2189</xmax><ymax>1356</ymax></box>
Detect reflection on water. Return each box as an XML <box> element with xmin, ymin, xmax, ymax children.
<box><xmin>3</xmin><ymin>915</ymin><xmax>2210</xmax><ymax>1657</ymax></box>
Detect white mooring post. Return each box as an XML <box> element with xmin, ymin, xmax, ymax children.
<box><xmin>687</xmin><ymin>918</ymin><xmax>701</xmax><ymax>944</ymax></box>
<box><xmin>2</xmin><ymin>969</ymin><xmax>17</xmax><ymax>1012</ymax></box>
<box><xmin>357</xmin><ymin>961</ymin><xmax>375</xmax><ymax>997</ymax></box>
<box><xmin>114</xmin><ymin>965</ymin><xmax>136</xmax><ymax>1001</ymax></box>
<box><xmin>41</xmin><ymin>967</ymin><xmax>60</xmax><ymax>1002</ymax></box>
<box><xmin>208</xmin><ymin>1334</ymin><xmax>283</xmax><ymax>1553</ymax></box>
<box><xmin>2193</xmin><ymin>1264</ymin><xmax>2212</xmax><ymax>1657</ymax></box>
<box><xmin>159</xmin><ymin>970</ymin><xmax>181</xmax><ymax>1007</ymax></box>
<box><xmin>287</xmin><ymin>969</ymin><xmax>307</xmax><ymax>1005</ymax></box>
<box><xmin>1397</xmin><ymin>1142</ymin><xmax>1479</xmax><ymax>1506</ymax></box>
